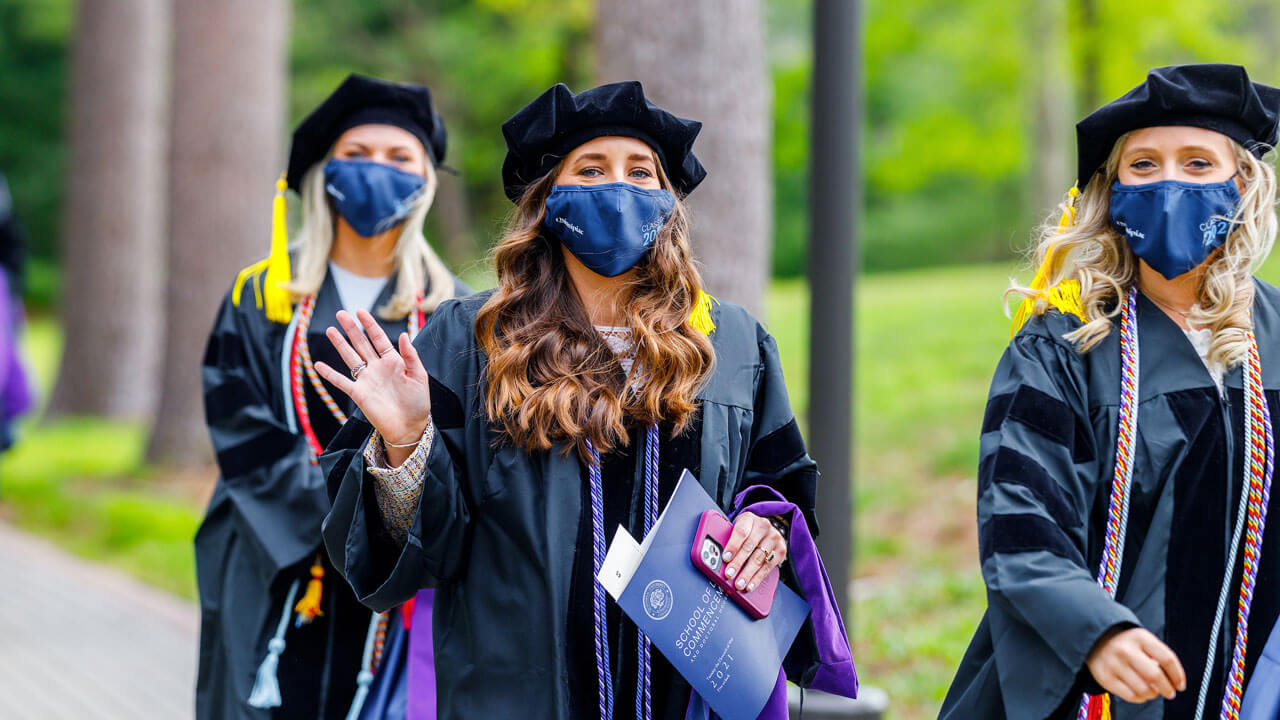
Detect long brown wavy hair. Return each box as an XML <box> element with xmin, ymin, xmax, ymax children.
<box><xmin>474</xmin><ymin>163</ymin><xmax>716</xmax><ymax>459</ymax></box>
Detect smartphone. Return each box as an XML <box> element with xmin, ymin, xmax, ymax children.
<box><xmin>691</xmin><ymin>509</ymin><xmax>777</xmax><ymax>619</ymax></box>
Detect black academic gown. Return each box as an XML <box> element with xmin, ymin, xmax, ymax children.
<box><xmin>195</xmin><ymin>269</ymin><xmax>470</xmax><ymax>720</ymax></box>
<box><xmin>321</xmin><ymin>291</ymin><xmax>829</xmax><ymax>720</ymax></box>
<box><xmin>942</xmin><ymin>280</ymin><xmax>1280</xmax><ymax>720</ymax></box>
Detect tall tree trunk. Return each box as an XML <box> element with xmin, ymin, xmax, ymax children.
<box><xmin>1034</xmin><ymin>0</ymin><xmax>1072</xmax><ymax>209</ymax></box>
<box><xmin>47</xmin><ymin>0</ymin><xmax>169</xmax><ymax>419</ymax></box>
<box><xmin>145</xmin><ymin>0</ymin><xmax>289</xmax><ymax>466</ymax></box>
<box><xmin>595</xmin><ymin>0</ymin><xmax>772</xmax><ymax>317</ymax></box>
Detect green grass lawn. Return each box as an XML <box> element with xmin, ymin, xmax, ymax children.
<box><xmin>10</xmin><ymin>258</ymin><xmax>1280</xmax><ymax>718</ymax></box>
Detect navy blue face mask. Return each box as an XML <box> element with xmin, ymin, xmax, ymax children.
<box><xmin>543</xmin><ymin>183</ymin><xmax>676</xmax><ymax>277</ymax></box>
<box><xmin>1109</xmin><ymin>176</ymin><xmax>1241</xmax><ymax>280</ymax></box>
<box><xmin>324</xmin><ymin>159</ymin><xmax>426</xmax><ymax>238</ymax></box>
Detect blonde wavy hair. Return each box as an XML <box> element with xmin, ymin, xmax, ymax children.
<box><xmin>474</xmin><ymin>162</ymin><xmax>716</xmax><ymax>459</ymax></box>
<box><xmin>1012</xmin><ymin>134</ymin><xmax>1278</xmax><ymax>369</ymax></box>
<box><xmin>283</xmin><ymin>154</ymin><xmax>455</xmax><ymax>319</ymax></box>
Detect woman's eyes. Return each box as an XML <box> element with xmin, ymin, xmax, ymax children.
<box><xmin>575</xmin><ymin>166</ymin><xmax>655</xmax><ymax>180</ymax></box>
<box><xmin>1129</xmin><ymin>158</ymin><xmax>1216</xmax><ymax>171</ymax></box>
<box><xmin>343</xmin><ymin>150</ymin><xmax>368</xmax><ymax>159</ymax></box>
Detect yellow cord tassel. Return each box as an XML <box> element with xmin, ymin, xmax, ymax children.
<box><xmin>689</xmin><ymin>291</ymin><xmax>718</xmax><ymax>336</ymax></box>
<box><xmin>232</xmin><ymin>173</ymin><xmax>294</xmax><ymax>324</ymax></box>
<box><xmin>1011</xmin><ymin>183</ymin><xmax>1085</xmax><ymax>336</ymax></box>
<box><xmin>293</xmin><ymin>558</ymin><xmax>325</xmax><ymax>626</ymax></box>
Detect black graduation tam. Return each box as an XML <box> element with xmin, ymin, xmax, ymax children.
<box><xmin>500</xmin><ymin>81</ymin><xmax>707</xmax><ymax>202</ymax></box>
<box><xmin>286</xmin><ymin>74</ymin><xmax>447</xmax><ymax>191</ymax></box>
<box><xmin>1076</xmin><ymin>63</ymin><xmax>1280</xmax><ymax>185</ymax></box>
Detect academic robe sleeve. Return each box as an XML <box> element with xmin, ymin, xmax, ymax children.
<box><xmin>736</xmin><ymin>326</ymin><xmax>820</xmax><ymax>534</ymax></box>
<box><xmin>202</xmin><ymin>284</ymin><xmax>329</xmax><ymax>578</ymax></box>
<box><xmin>977</xmin><ymin>320</ymin><xmax>1140</xmax><ymax>717</ymax></box>
<box><xmin>322</xmin><ymin>297</ymin><xmax>478</xmax><ymax>613</ymax></box>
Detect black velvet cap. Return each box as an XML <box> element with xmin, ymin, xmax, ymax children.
<box><xmin>1076</xmin><ymin>63</ymin><xmax>1280</xmax><ymax>184</ymax></box>
<box><xmin>286</xmin><ymin>74</ymin><xmax>447</xmax><ymax>191</ymax></box>
<box><xmin>500</xmin><ymin>81</ymin><xmax>706</xmax><ymax>202</ymax></box>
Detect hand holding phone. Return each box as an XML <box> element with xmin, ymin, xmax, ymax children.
<box><xmin>691</xmin><ymin>510</ymin><xmax>778</xmax><ymax>619</ymax></box>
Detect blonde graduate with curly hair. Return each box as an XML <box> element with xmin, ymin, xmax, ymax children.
<box><xmin>314</xmin><ymin>81</ymin><xmax>857</xmax><ymax>719</ymax></box>
<box><xmin>945</xmin><ymin>64</ymin><xmax>1280</xmax><ymax>720</ymax></box>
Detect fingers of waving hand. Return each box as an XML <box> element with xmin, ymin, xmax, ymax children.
<box><xmin>316</xmin><ymin>315</ymin><xmax>431</xmax><ymax>444</ymax></box>
<box><xmin>324</xmin><ymin>324</ymin><xmax>366</xmax><ymax>374</ymax></box>
<box><xmin>336</xmin><ymin>310</ymin><xmax>380</xmax><ymax>363</ymax></box>
<box><xmin>357</xmin><ymin>309</ymin><xmax>397</xmax><ymax>358</ymax></box>
<box><xmin>314</xmin><ymin>359</ymin><xmax>357</xmax><ymax>398</ymax></box>
<box><xmin>398</xmin><ymin>330</ymin><xmax>429</xmax><ymax>383</ymax></box>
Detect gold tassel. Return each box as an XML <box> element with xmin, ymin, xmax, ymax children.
<box><xmin>1011</xmin><ymin>183</ymin><xmax>1084</xmax><ymax>336</ymax></box>
<box><xmin>232</xmin><ymin>173</ymin><xmax>294</xmax><ymax>324</ymax></box>
<box><xmin>1085</xmin><ymin>692</ymin><xmax>1111</xmax><ymax>720</ymax></box>
<box><xmin>689</xmin><ymin>291</ymin><xmax>718</xmax><ymax>336</ymax></box>
<box><xmin>292</xmin><ymin>558</ymin><xmax>325</xmax><ymax>626</ymax></box>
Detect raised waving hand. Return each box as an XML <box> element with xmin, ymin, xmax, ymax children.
<box><xmin>314</xmin><ymin>309</ymin><xmax>432</xmax><ymax>464</ymax></box>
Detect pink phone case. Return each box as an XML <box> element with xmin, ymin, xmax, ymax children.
<box><xmin>691</xmin><ymin>509</ymin><xmax>778</xmax><ymax>619</ymax></box>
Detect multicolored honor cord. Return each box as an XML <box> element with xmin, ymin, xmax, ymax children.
<box><xmin>587</xmin><ymin>424</ymin><xmax>660</xmax><ymax>720</ymax></box>
<box><xmin>1200</xmin><ymin>329</ymin><xmax>1274</xmax><ymax>719</ymax></box>
<box><xmin>1081</xmin><ymin>287</ymin><xmax>1273</xmax><ymax>720</ymax></box>
<box><xmin>1078</xmin><ymin>286</ymin><xmax>1140</xmax><ymax>720</ymax></box>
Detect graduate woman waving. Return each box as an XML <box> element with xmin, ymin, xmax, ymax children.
<box><xmin>316</xmin><ymin>82</ymin><xmax>856</xmax><ymax>719</ymax></box>
<box><xmin>196</xmin><ymin>74</ymin><xmax>469</xmax><ymax>720</ymax></box>
<box><xmin>943</xmin><ymin>64</ymin><xmax>1280</xmax><ymax>720</ymax></box>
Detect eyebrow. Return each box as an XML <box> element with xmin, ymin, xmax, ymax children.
<box><xmin>572</xmin><ymin>152</ymin><xmax>656</xmax><ymax>164</ymax></box>
<box><xmin>340</xmin><ymin>141</ymin><xmax>415</xmax><ymax>154</ymax></box>
<box><xmin>1124</xmin><ymin>144</ymin><xmax>1224</xmax><ymax>157</ymax></box>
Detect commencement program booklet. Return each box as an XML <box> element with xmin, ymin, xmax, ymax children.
<box><xmin>597</xmin><ymin>470</ymin><xmax>810</xmax><ymax>720</ymax></box>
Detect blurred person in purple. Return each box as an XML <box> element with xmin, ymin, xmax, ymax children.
<box><xmin>0</xmin><ymin>170</ymin><xmax>32</xmax><ymax>455</ymax></box>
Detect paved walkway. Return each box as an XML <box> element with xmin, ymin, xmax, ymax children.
<box><xmin>0</xmin><ymin>520</ymin><xmax>198</xmax><ymax>719</ymax></box>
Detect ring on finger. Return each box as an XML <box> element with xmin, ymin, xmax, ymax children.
<box><xmin>351</xmin><ymin>361</ymin><xmax>368</xmax><ymax>380</ymax></box>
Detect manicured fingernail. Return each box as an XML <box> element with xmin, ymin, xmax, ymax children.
<box><xmin>747</xmin><ymin>583</ymin><xmax>756</xmax><ymax>592</ymax></box>
<box><xmin>726</xmin><ymin>567</ymin><xmax>736</xmax><ymax>578</ymax></box>
<box><xmin>722</xmin><ymin>551</ymin><xmax>732</xmax><ymax>561</ymax></box>
<box><xmin>736</xmin><ymin>579</ymin><xmax>745</xmax><ymax>589</ymax></box>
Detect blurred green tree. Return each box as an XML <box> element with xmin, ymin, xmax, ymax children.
<box><xmin>1</xmin><ymin>0</ymin><xmax>1277</xmax><ymax>312</ymax></box>
<box><xmin>288</xmin><ymin>0</ymin><xmax>593</xmax><ymax>272</ymax></box>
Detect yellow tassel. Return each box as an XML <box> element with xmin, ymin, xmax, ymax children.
<box><xmin>292</xmin><ymin>559</ymin><xmax>325</xmax><ymax>626</ymax></box>
<box><xmin>1085</xmin><ymin>692</ymin><xmax>1111</xmax><ymax>720</ymax></box>
<box><xmin>231</xmin><ymin>173</ymin><xmax>294</xmax><ymax>324</ymax></box>
<box><xmin>1011</xmin><ymin>183</ymin><xmax>1084</xmax><ymax>336</ymax></box>
<box><xmin>689</xmin><ymin>291</ymin><xmax>718</xmax><ymax>336</ymax></box>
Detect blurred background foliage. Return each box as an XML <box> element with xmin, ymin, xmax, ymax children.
<box><xmin>2</xmin><ymin>0</ymin><xmax>1279</xmax><ymax>308</ymax></box>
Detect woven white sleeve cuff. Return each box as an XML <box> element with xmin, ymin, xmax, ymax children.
<box><xmin>363</xmin><ymin>421</ymin><xmax>434</xmax><ymax>544</ymax></box>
